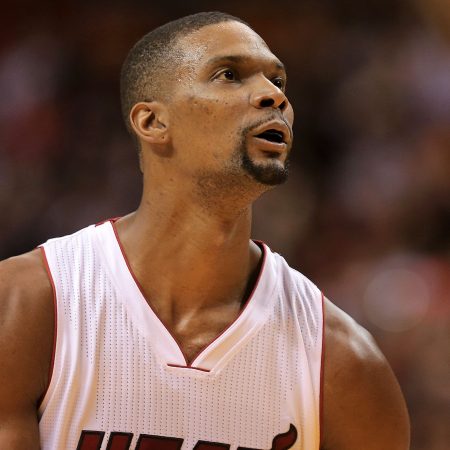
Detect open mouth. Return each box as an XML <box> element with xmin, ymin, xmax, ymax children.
<box><xmin>255</xmin><ymin>129</ymin><xmax>285</xmax><ymax>144</ymax></box>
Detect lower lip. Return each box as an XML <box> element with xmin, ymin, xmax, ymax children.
<box><xmin>251</xmin><ymin>136</ymin><xmax>287</xmax><ymax>153</ymax></box>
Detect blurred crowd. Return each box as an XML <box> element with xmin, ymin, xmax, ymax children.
<box><xmin>1</xmin><ymin>0</ymin><xmax>449</xmax><ymax>448</ymax></box>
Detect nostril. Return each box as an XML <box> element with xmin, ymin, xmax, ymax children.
<box><xmin>260</xmin><ymin>98</ymin><xmax>275</xmax><ymax>108</ymax></box>
<box><xmin>279</xmin><ymin>100</ymin><xmax>287</xmax><ymax>111</ymax></box>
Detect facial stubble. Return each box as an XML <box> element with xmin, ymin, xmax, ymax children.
<box><xmin>195</xmin><ymin>127</ymin><xmax>290</xmax><ymax>209</ymax></box>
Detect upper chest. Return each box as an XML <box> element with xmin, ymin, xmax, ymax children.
<box><xmin>153</xmin><ymin>303</ymin><xmax>244</xmax><ymax>365</ymax></box>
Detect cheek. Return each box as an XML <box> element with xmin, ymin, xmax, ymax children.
<box><xmin>169</xmin><ymin>96</ymin><xmax>242</xmax><ymax>164</ymax></box>
<box><xmin>285</xmin><ymin>103</ymin><xmax>294</xmax><ymax>127</ymax></box>
<box><xmin>188</xmin><ymin>95</ymin><xmax>236</xmax><ymax>122</ymax></box>
<box><xmin>175</xmin><ymin>95</ymin><xmax>241</xmax><ymax>142</ymax></box>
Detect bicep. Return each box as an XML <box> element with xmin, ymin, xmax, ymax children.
<box><xmin>321</xmin><ymin>301</ymin><xmax>410</xmax><ymax>450</ymax></box>
<box><xmin>0</xmin><ymin>346</ymin><xmax>42</xmax><ymax>450</ymax></box>
<box><xmin>0</xmin><ymin>412</ymin><xmax>41</xmax><ymax>450</ymax></box>
<box><xmin>0</xmin><ymin>250</ymin><xmax>54</xmax><ymax>450</ymax></box>
<box><xmin>0</xmin><ymin>314</ymin><xmax>42</xmax><ymax>450</ymax></box>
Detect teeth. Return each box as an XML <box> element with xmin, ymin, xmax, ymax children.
<box><xmin>256</xmin><ymin>129</ymin><xmax>284</xmax><ymax>143</ymax></box>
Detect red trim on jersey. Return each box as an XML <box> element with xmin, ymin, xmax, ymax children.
<box><xmin>110</xmin><ymin>219</ymin><xmax>267</xmax><ymax>369</ymax></box>
<box><xmin>319</xmin><ymin>292</ymin><xmax>326</xmax><ymax>446</ymax></box>
<box><xmin>37</xmin><ymin>246</ymin><xmax>58</xmax><ymax>409</ymax></box>
<box><xmin>95</xmin><ymin>217</ymin><xmax>121</xmax><ymax>227</ymax></box>
<box><xmin>167</xmin><ymin>363</ymin><xmax>211</xmax><ymax>372</ymax></box>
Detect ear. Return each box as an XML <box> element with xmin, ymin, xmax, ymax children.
<box><xmin>129</xmin><ymin>101</ymin><xmax>169</xmax><ymax>145</ymax></box>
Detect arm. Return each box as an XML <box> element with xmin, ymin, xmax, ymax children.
<box><xmin>0</xmin><ymin>249</ymin><xmax>54</xmax><ymax>449</ymax></box>
<box><xmin>321</xmin><ymin>299</ymin><xmax>410</xmax><ymax>450</ymax></box>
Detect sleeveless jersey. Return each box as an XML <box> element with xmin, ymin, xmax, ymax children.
<box><xmin>38</xmin><ymin>220</ymin><xmax>324</xmax><ymax>450</ymax></box>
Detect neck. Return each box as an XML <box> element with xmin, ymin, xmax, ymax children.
<box><xmin>115</xmin><ymin>188</ymin><xmax>262</xmax><ymax>324</ymax></box>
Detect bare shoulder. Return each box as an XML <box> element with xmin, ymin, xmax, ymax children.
<box><xmin>0</xmin><ymin>248</ymin><xmax>52</xmax><ymax>296</ymax></box>
<box><xmin>321</xmin><ymin>298</ymin><xmax>410</xmax><ymax>450</ymax></box>
<box><xmin>0</xmin><ymin>249</ymin><xmax>54</xmax><ymax>332</ymax></box>
<box><xmin>0</xmin><ymin>249</ymin><xmax>54</xmax><ymax>448</ymax></box>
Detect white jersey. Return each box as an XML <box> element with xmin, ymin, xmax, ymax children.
<box><xmin>38</xmin><ymin>220</ymin><xmax>324</xmax><ymax>450</ymax></box>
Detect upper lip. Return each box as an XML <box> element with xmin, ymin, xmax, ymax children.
<box><xmin>252</xmin><ymin>120</ymin><xmax>292</xmax><ymax>144</ymax></box>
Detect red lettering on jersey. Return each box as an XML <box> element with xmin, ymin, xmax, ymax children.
<box><xmin>135</xmin><ymin>434</ymin><xmax>183</xmax><ymax>450</ymax></box>
<box><xmin>106</xmin><ymin>432</ymin><xmax>134</xmax><ymax>450</ymax></box>
<box><xmin>271</xmin><ymin>424</ymin><xmax>298</xmax><ymax>450</ymax></box>
<box><xmin>76</xmin><ymin>430</ymin><xmax>105</xmax><ymax>450</ymax></box>
<box><xmin>76</xmin><ymin>424</ymin><xmax>297</xmax><ymax>450</ymax></box>
<box><xmin>193</xmin><ymin>441</ymin><xmax>230</xmax><ymax>449</ymax></box>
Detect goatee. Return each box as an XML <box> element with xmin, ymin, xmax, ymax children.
<box><xmin>240</xmin><ymin>151</ymin><xmax>289</xmax><ymax>186</ymax></box>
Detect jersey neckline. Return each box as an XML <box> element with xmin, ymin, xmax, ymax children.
<box><xmin>93</xmin><ymin>219</ymin><xmax>278</xmax><ymax>374</ymax></box>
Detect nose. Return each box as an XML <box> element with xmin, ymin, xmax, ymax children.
<box><xmin>250</xmin><ymin>76</ymin><xmax>288</xmax><ymax>111</ymax></box>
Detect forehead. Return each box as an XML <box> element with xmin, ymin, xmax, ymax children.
<box><xmin>177</xmin><ymin>21</ymin><xmax>283</xmax><ymax>70</ymax></box>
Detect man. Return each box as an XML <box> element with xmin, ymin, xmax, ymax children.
<box><xmin>0</xmin><ymin>11</ymin><xmax>410</xmax><ymax>450</ymax></box>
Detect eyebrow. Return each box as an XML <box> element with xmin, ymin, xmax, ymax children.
<box><xmin>206</xmin><ymin>54</ymin><xmax>286</xmax><ymax>72</ymax></box>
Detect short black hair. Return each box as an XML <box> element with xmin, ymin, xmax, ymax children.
<box><xmin>120</xmin><ymin>11</ymin><xmax>250</xmax><ymax>135</ymax></box>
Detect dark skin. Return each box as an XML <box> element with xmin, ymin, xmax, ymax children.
<box><xmin>0</xmin><ymin>21</ymin><xmax>410</xmax><ymax>449</ymax></box>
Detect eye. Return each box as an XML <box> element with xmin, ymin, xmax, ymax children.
<box><xmin>216</xmin><ymin>69</ymin><xmax>238</xmax><ymax>81</ymax></box>
<box><xmin>272</xmin><ymin>77</ymin><xmax>286</xmax><ymax>90</ymax></box>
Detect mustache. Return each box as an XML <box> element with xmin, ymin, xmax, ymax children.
<box><xmin>239</xmin><ymin>115</ymin><xmax>293</xmax><ymax>142</ymax></box>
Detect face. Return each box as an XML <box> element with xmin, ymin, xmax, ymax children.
<box><xmin>166</xmin><ymin>21</ymin><xmax>294</xmax><ymax>190</ymax></box>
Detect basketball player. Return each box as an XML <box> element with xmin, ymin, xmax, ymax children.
<box><xmin>0</xmin><ymin>12</ymin><xmax>409</xmax><ymax>450</ymax></box>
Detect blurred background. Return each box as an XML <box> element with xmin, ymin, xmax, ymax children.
<box><xmin>1</xmin><ymin>0</ymin><xmax>449</xmax><ymax>447</ymax></box>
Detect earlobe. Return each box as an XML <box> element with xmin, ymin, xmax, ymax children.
<box><xmin>129</xmin><ymin>102</ymin><xmax>169</xmax><ymax>145</ymax></box>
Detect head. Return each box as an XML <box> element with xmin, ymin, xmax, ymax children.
<box><xmin>120</xmin><ymin>12</ymin><xmax>294</xmax><ymax>204</ymax></box>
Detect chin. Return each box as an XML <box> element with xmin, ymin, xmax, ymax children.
<box><xmin>242</xmin><ymin>155</ymin><xmax>289</xmax><ymax>186</ymax></box>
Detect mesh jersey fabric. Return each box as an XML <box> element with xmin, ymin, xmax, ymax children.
<box><xmin>38</xmin><ymin>220</ymin><xmax>324</xmax><ymax>450</ymax></box>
